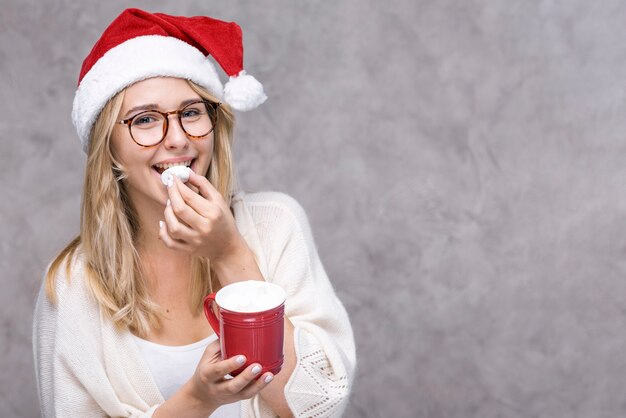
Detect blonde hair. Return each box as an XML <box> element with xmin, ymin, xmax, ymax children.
<box><xmin>45</xmin><ymin>80</ymin><xmax>236</xmax><ymax>336</ymax></box>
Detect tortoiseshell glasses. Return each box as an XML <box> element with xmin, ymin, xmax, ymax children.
<box><xmin>116</xmin><ymin>100</ymin><xmax>220</xmax><ymax>147</ymax></box>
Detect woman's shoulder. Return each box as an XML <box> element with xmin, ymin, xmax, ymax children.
<box><xmin>231</xmin><ymin>190</ymin><xmax>318</xmax><ymax>250</ymax></box>
<box><xmin>41</xmin><ymin>245</ymin><xmax>93</xmax><ymax>308</ymax></box>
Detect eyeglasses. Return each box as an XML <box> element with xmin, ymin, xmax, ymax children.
<box><xmin>116</xmin><ymin>100</ymin><xmax>220</xmax><ymax>147</ymax></box>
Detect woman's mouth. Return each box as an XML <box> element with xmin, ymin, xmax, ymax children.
<box><xmin>152</xmin><ymin>159</ymin><xmax>194</xmax><ymax>175</ymax></box>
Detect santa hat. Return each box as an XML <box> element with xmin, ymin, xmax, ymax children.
<box><xmin>72</xmin><ymin>8</ymin><xmax>267</xmax><ymax>152</ymax></box>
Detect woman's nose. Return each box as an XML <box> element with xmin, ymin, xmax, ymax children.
<box><xmin>163</xmin><ymin>116</ymin><xmax>189</xmax><ymax>149</ymax></box>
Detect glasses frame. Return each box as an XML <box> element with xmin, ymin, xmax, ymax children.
<box><xmin>116</xmin><ymin>100</ymin><xmax>221</xmax><ymax>148</ymax></box>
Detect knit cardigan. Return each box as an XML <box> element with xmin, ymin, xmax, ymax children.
<box><xmin>33</xmin><ymin>191</ymin><xmax>356</xmax><ymax>417</ymax></box>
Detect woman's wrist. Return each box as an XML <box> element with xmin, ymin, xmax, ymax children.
<box><xmin>154</xmin><ymin>380</ymin><xmax>217</xmax><ymax>418</ymax></box>
<box><xmin>210</xmin><ymin>239</ymin><xmax>265</xmax><ymax>285</ymax></box>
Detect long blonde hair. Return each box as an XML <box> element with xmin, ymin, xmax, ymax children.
<box><xmin>45</xmin><ymin>80</ymin><xmax>236</xmax><ymax>336</ymax></box>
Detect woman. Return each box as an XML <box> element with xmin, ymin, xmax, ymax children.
<box><xmin>33</xmin><ymin>8</ymin><xmax>355</xmax><ymax>418</ymax></box>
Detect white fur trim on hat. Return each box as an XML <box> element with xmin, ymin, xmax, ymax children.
<box><xmin>71</xmin><ymin>35</ymin><xmax>224</xmax><ymax>152</ymax></box>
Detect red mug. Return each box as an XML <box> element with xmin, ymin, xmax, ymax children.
<box><xmin>203</xmin><ymin>280</ymin><xmax>286</xmax><ymax>376</ymax></box>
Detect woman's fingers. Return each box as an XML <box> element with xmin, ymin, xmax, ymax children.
<box><xmin>193</xmin><ymin>341</ymin><xmax>274</xmax><ymax>404</ymax></box>
<box><xmin>197</xmin><ymin>343</ymin><xmax>272</xmax><ymax>388</ymax></box>
<box><xmin>236</xmin><ymin>371</ymin><xmax>274</xmax><ymax>398</ymax></box>
<box><xmin>186</xmin><ymin>171</ymin><xmax>222</xmax><ymax>202</ymax></box>
<box><xmin>214</xmin><ymin>356</ymin><xmax>248</xmax><ymax>382</ymax></box>
<box><xmin>175</xmin><ymin>179</ymin><xmax>209</xmax><ymax>213</ymax></box>
<box><xmin>158</xmin><ymin>219</ymin><xmax>190</xmax><ymax>250</ymax></box>
<box><xmin>163</xmin><ymin>200</ymin><xmax>194</xmax><ymax>241</ymax></box>
<box><xmin>220</xmin><ymin>363</ymin><xmax>273</xmax><ymax>396</ymax></box>
<box><xmin>161</xmin><ymin>174</ymin><xmax>238</xmax><ymax>259</ymax></box>
<box><xmin>167</xmin><ymin>177</ymin><xmax>208</xmax><ymax>227</ymax></box>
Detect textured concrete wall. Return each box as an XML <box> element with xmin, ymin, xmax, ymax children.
<box><xmin>3</xmin><ymin>0</ymin><xmax>626</xmax><ymax>417</ymax></box>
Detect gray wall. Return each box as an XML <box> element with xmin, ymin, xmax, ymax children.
<box><xmin>2</xmin><ymin>0</ymin><xmax>626</xmax><ymax>417</ymax></box>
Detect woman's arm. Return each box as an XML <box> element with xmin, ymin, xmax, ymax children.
<box><xmin>211</xmin><ymin>246</ymin><xmax>297</xmax><ymax>418</ymax></box>
<box><xmin>159</xmin><ymin>176</ymin><xmax>356</xmax><ymax>417</ymax></box>
<box><xmin>153</xmin><ymin>340</ymin><xmax>274</xmax><ymax>418</ymax></box>
<box><xmin>159</xmin><ymin>174</ymin><xmax>298</xmax><ymax>417</ymax></box>
<box><xmin>246</xmin><ymin>192</ymin><xmax>357</xmax><ymax>418</ymax></box>
<box><xmin>33</xmin><ymin>276</ymin><xmax>111</xmax><ymax>417</ymax></box>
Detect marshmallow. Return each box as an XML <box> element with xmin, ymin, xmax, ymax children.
<box><xmin>161</xmin><ymin>166</ymin><xmax>192</xmax><ymax>186</ymax></box>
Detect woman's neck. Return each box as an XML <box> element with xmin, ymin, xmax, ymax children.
<box><xmin>133</xmin><ymin>200</ymin><xmax>194</xmax><ymax>303</ymax></box>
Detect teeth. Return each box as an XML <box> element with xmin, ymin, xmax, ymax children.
<box><xmin>154</xmin><ymin>160</ymin><xmax>192</xmax><ymax>169</ymax></box>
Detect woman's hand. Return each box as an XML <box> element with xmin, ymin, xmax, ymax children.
<box><xmin>159</xmin><ymin>171</ymin><xmax>245</xmax><ymax>262</ymax></box>
<box><xmin>189</xmin><ymin>340</ymin><xmax>274</xmax><ymax>407</ymax></box>
<box><xmin>154</xmin><ymin>340</ymin><xmax>274</xmax><ymax>418</ymax></box>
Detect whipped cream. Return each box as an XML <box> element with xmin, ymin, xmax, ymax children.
<box><xmin>217</xmin><ymin>281</ymin><xmax>286</xmax><ymax>313</ymax></box>
<box><xmin>161</xmin><ymin>166</ymin><xmax>192</xmax><ymax>186</ymax></box>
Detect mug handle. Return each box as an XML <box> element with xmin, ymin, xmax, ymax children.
<box><xmin>203</xmin><ymin>293</ymin><xmax>221</xmax><ymax>338</ymax></box>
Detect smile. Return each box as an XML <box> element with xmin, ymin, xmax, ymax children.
<box><xmin>152</xmin><ymin>159</ymin><xmax>194</xmax><ymax>174</ymax></box>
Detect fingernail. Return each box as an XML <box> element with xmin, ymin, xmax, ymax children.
<box><xmin>166</xmin><ymin>199</ymin><xmax>170</xmax><ymax>206</ymax></box>
<box><xmin>167</xmin><ymin>178</ymin><xmax>174</xmax><ymax>188</ymax></box>
<box><xmin>235</xmin><ymin>355</ymin><xmax>246</xmax><ymax>365</ymax></box>
<box><xmin>252</xmin><ymin>365</ymin><xmax>261</xmax><ymax>375</ymax></box>
<box><xmin>264</xmin><ymin>374</ymin><xmax>273</xmax><ymax>383</ymax></box>
<box><xmin>159</xmin><ymin>221</ymin><xmax>164</xmax><ymax>229</ymax></box>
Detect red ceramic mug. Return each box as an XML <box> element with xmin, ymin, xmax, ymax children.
<box><xmin>203</xmin><ymin>280</ymin><xmax>286</xmax><ymax>377</ymax></box>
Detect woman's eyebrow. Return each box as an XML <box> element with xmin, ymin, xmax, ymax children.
<box><xmin>122</xmin><ymin>104</ymin><xmax>158</xmax><ymax>118</ymax></box>
<box><xmin>121</xmin><ymin>98</ymin><xmax>201</xmax><ymax>119</ymax></box>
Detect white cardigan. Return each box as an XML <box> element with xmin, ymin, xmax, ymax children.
<box><xmin>33</xmin><ymin>191</ymin><xmax>356</xmax><ymax>417</ymax></box>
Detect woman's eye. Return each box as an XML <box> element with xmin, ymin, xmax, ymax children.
<box><xmin>182</xmin><ymin>109</ymin><xmax>201</xmax><ymax>118</ymax></box>
<box><xmin>133</xmin><ymin>115</ymin><xmax>158</xmax><ymax>125</ymax></box>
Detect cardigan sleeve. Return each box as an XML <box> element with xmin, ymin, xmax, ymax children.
<box><xmin>32</xmin><ymin>260</ymin><xmax>161</xmax><ymax>418</ymax></box>
<box><xmin>245</xmin><ymin>192</ymin><xmax>357</xmax><ymax>418</ymax></box>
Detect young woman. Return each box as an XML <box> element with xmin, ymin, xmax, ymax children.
<box><xmin>33</xmin><ymin>8</ymin><xmax>355</xmax><ymax>418</ymax></box>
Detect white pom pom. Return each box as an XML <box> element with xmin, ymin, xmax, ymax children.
<box><xmin>161</xmin><ymin>166</ymin><xmax>192</xmax><ymax>186</ymax></box>
<box><xmin>223</xmin><ymin>70</ymin><xmax>268</xmax><ymax>111</ymax></box>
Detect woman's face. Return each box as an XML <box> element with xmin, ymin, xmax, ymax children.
<box><xmin>111</xmin><ymin>77</ymin><xmax>214</xmax><ymax>211</ymax></box>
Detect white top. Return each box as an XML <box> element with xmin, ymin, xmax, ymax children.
<box><xmin>132</xmin><ymin>333</ymin><xmax>241</xmax><ymax>417</ymax></box>
<box><xmin>33</xmin><ymin>191</ymin><xmax>356</xmax><ymax>417</ymax></box>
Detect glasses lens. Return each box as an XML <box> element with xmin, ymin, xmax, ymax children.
<box><xmin>181</xmin><ymin>102</ymin><xmax>215</xmax><ymax>137</ymax></box>
<box><xmin>130</xmin><ymin>111</ymin><xmax>166</xmax><ymax>146</ymax></box>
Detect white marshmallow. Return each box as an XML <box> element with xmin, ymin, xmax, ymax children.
<box><xmin>161</xmin><ymin>166</ymin><xmax>192</xmax><ymax>186</ymax></box>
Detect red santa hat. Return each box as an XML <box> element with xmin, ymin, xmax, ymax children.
<box><xmin>72</xmin><ymin>8</ymin><xmax>267</xmax><ymax>152</ymax></box>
